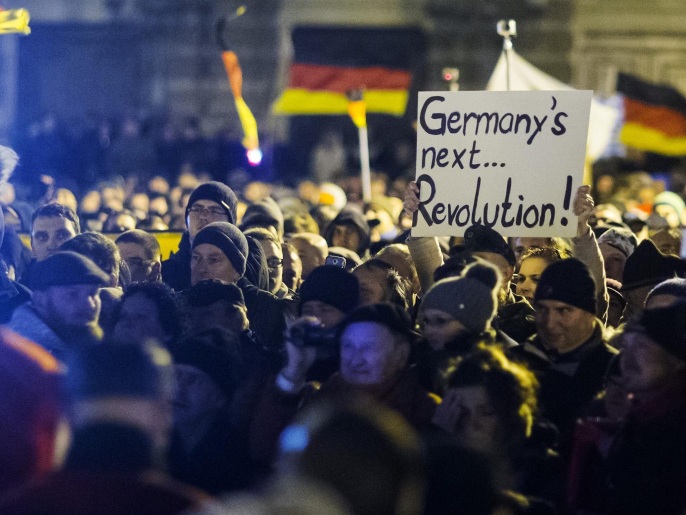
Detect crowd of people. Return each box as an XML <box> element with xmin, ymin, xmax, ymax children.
<box><xmin>2</xmin><ymin>139</ymin><xmax>686</xmax><ymax>515</ymax></box>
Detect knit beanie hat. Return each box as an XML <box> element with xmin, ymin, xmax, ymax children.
<box><xmin>622</xmin><ymin>239</ymin><xmax>685</xmax><ymax>291</ymax></box>
<box><xmin>433</xmin><ymin>250</ymin><xmax>478</xmax><ymax>282</ymax></box>
<box><xmin>636</xmin><ymin>301</ymin><xmax>686</xmax><ymax>362</ymax></box>
<box><xmin>534</xmin><ymin>258</ymin><xmax>596</xmax><ymax>314</ymax></box>
<box><xmin>421</xmin><ymin>261</ymin><xmax>502</xmax><ymax>334</ymax></box>
<box><xmin>463</xmin><ymin>224</ymin><xmax>516</xmax><ymax>267</ymax></box>
<box><xmin>240</xmin><ymin>197</ymin><xmax>284</xmax><ymax>238</ymax></box>
<box><xmin>299</xmin><ymin>265</ymin><xmax>360</xmax><ymax>315</ymax></box>
<box><xmin>185</xmin><ymin>181</ymin><xmax>238</xmax><ymax>225</ymax></box>
<box><xmin>597</xmin><ymin>227</ymin><xmax>638</xmax><ymax>258</ymax></box>
<box><xmin>653</xmin><ymin>191</ymin><xmax>686</xmax><ymax>223</ymax></box>
<box><xmin>192</xmin><ymin>222</ymin><xmax>248</xmax><ymax>277</ymax></box>
<box><xmin>30</xmin><ymin>251</ymin><xmax>110</xmax><ymax>291</ymax></box>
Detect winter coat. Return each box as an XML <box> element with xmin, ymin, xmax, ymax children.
<box><xmin>509</xmin><ymin>321</ymin><xmax>617</xmax><ymax>452</ymax></box>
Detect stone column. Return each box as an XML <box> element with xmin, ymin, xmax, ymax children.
<box><xmin>0</xmin><ymin>35</ymin><xmax>18</xmax><ymax>144</ymax></box>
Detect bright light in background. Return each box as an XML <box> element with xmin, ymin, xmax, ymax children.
<box><xmin>247</xmin><ymin>148</ymin><xmax>263</xmax><ymax>166</ymax></box>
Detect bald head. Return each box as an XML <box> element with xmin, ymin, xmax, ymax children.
<box><xmin>289</xmin><ymin>233</ymin><xmax>328</xmax><ymax>279</ymax></box>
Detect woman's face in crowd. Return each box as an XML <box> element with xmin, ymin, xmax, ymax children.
<box><xmin>515</xmin><ymin>257</ymin><xmax>549</xmax><ymax>305</ymax></box>
<box><xmin>420</xmin><ymin>308</ymin><xmax>468</xmax><ymax>351</ymax></box>
<box><xmin>443</xmin><ymin>385</ymin><xmax>500</xmax><ymax>454</ymax></box>
<box><xmin>112</xmin><ymin>293</ymin><xmax>169</xmax><ymax>344</ymax></box>
<box><xmin>353</xmin><ymin>266</ymin><xmax>387</xmax><ymax>305</ymax></box>
<box><xmin>513</xmin><ymin>237</ymin><xmax>551</xmax><ymax>264</ymax></box>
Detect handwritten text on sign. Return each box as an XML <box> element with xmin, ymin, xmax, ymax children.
<box><xmin>412</xmin><ymin>90</ymin><xmax>592</xmax><ymax>237</ymax></box>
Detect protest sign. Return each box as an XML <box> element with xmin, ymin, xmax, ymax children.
<box><xmin>412</xmin><ymin>90</ymin><xmax>592</xmax><ymax>237</ymax></box>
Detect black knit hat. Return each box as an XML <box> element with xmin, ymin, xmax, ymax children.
<box><xmin>637</xmin><ymin>301</ymin><xmax>686</xmax><ymax>362</ymax></box>
<box><xmin>192</xmin><ymin>222</ymin><xmax>248</xmax><ymax>277</ymax></box>
<box><xmin>338</xmin><ymin>303</ymin><xmax>415</xmax><ymax>342</ymax></box>
<box><xmin>622</xmin><ymin>239</ymin><xmax>685</xmax><ymax>291</ymax></box>
<box><xmin>299</xmin><ymin>265</ymin><xmax>360</xmax><ymax>315</ymax></box>
<box><xmin>433</xmin><ymin>250</ymin><xmax>478</xmax><ymax>282</ymax></box>
<box><xmin>30</xmin><ymin>251</ymin><xmax>109</xmax><ymax>291</ymax></box>
<box><xmin>534</xmin><ymin>258</ymin><xmax>596</xmax><ymax>314</ymax></box>
<box><xmin>463</xmin><ymin>224</ymin><xmax>516</xmax><ymax>267</ymax></box>
<box><xmin>185</xmin><ymin>181</ymin><xmax>238</xmax><ymax>225</ymax></box>
<box><xmin>65</xmin><ymin>342</ymin><xmax>174</xmax><ymax>401</ymax></box>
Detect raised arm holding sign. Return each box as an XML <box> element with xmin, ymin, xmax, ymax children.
<box><xmin>411</xmin><ymin>90</ymin><xmax>593</xmax><ymax>238</ymax></box>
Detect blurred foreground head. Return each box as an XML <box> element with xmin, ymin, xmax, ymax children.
<box><xmin>277</xmin><ymin>395</ymin><xmax>425</xmax><ymax>515</ymax></box>
<box><xmin>0</xmin><ymin>327</ymin><xmax>64</xmax><ymax>494</ymax></box>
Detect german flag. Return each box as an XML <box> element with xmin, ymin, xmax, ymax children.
<box><xmin>273</xmin><ymin>26</ymin><xmax>425</xmax><ymax>116</ymax></box>
<box><xmin>617</xmin><ymin>73</ymin><xmax>686</xmax><ymax>156</ymax></box>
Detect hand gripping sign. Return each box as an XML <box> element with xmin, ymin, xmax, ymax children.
<box><xmin>412</xmin><ymin>90</ymin><xmax>592</xmax><ymax>238</ymax></box>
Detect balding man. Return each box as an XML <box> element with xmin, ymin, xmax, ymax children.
<box><xmin>289</xmin><ymin>233</ymin><xmax>328</xmax><ymax>280</ymax></box>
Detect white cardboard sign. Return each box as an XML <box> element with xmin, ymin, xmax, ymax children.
<box><xmin>412</xmin><ymin>90</ymin><xmax>592</xmax><ymax>237</ymax></box>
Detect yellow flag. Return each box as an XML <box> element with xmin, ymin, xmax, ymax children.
<box><xmin>347</xmin><ymin>93</ymin><xmax>367</xmax><ymax>129</ymax></box>
<box><xmin>221</xmin><ymin>50</ymin><xmax>259</xmax><ymax>151</ymax></box>
<box><xmin>0</xmin><ymin>9</ymin><xmax>31</xmax><ymax>35</ymax></box>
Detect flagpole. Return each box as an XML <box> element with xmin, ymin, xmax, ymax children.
<box><xmin>347</xmin><ymin>89</ymin><xmax>372</xmax><ymax>204</ymax></box>
<box><xmin>359</xmin><ymin>126</ymin><xmax>372</xmax><ymax>203</ymax></box>
<box><xmin>442</xmin><ymin>67</ymin><xmax>460</xmax><ymax>92</ymax></box>
<box><xmin>497</xmin><ymin>20</ymin><xmax>517</xmax><ymax>91</ymax></box>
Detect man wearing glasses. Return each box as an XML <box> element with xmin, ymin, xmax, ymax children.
<box><xmin>162</xmin><ymin>181</ymin><xmax>238</xmax><ymax>291</ymax></box>
<box><xmin>116</xmin><ymin>229</ymin><xmax>162</xmax><ymax>283</ymax></box>
<box><xmin>244</xmin><ymin>227</ymin><xmax>288</xmax><ymax>297</ymax></box>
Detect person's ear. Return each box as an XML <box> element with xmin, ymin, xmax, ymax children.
<box><xmin>150</xmin><ymin>261</ymin><xmax>162</xmax><ymax>281</ymax></box>
<box><xmin>504</xmin><ymin>264</ymin><xmax>514</xmax><ymax>283</ymax></box>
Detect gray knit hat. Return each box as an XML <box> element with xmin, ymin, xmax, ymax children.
<box><xmin>192</xmin><ymin>222</ymin><xmax>248</xmax><ymax>277</ymax></box>
<box><xmin>420</xmin><ymin>262</ymin><xmax>502</xmax><ymax>334</ymax></box>
<box><xmin>597</xmin><ymin>227</ymin><xmax>638</xmax><ymax>258</ymax></box>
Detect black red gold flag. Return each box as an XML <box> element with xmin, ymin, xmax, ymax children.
<box><xmin>617</xmin><ymin>73</ymin><xmax>686</xmax><ymax>156</ymax></box>
<box><xmin>273</xmin><ymin>26</ymin><xmax>425</xmax><ymax>116</ymax></box>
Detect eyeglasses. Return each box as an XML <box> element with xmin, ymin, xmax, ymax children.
<box><xmin>188</xmin><ymin>205</ymin><xmax>227</xmax><ymax>218</ymax></box>
<box><xmin>267</xmin><ymin>257</ymin><xmax>284</xmax><ymax>269</ymax></box>
<box><xmin>124</xmin><ymin>257</ymin><xmax>153</xmax><ymax>268</ymax></box>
